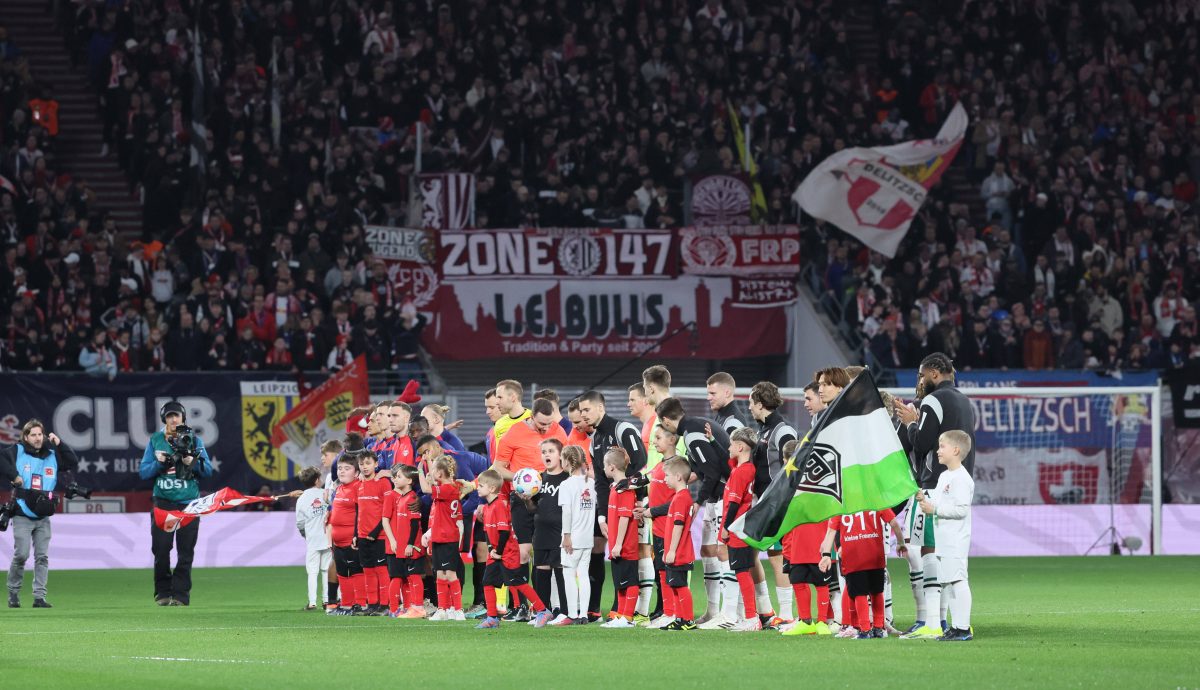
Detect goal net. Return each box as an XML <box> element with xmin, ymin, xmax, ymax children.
<box><xmin>671</xmin><ymin>384</ymin><xmax>1162</xmax><ymax>556</ymax></box>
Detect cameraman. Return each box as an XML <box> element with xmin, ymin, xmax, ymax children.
<box><xmin>0</xmin><ymin>419</ymin><xmax>78</xmax><ymax>609</ymax></box>
<box><xmin>138</xmin><ymin>401</ymin><xmax>212</xmax><ymax>606</ymax></box>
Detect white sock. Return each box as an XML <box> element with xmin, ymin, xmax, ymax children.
<box><xmin>921</xmin><ymin>554</ymin><xmax>941</xmax><ymax>628</ymax></box>
<box><xmin>776</xmin><ymin>586</ymin><xmax>793</xmax><ymax>620</ymax></box>
<box><xmin>563</xmin><ymin>564</ymin><xmax>581</xmax><ymax>618</ymax></box>
<box><xmin>702</xmin><ymin>556</ymin><xmax>721</xmax><ymax>616</ymax></box>
<box><xmin>949</xmin><ymin>580</ymin><xmax>971</xmax><ymax>629</ymax></box>
<box><xmin>905</xmin><ymin>547</ymin><xmax>925</xmax><ymax>622</ymax></box>
<box><xmin>550</xmin><ymin>570</ymin><xmax>560</xmax><ymax>614</ymax></box>
<box><xmin>719</xmin><ymin>564</ymin><xmax>739</xmax><ymax>619</ymax></box>
<box><xmin>883</xmin><ymin>564</ymin><xmax>893</xmax><ymax>626</ymax></box>
<box><xmin>754</xmin><ymin>579</ymin><xmax>772</xmax><ymax>615</ymax></box>
<box><xmin>830</xmin><ymin>568</ymin><xmax>844</xmax><ymax>622</ymax></box>
<box><xmin>636</xmin><ymin>558</ymin><xmax>654</xmax><ymax>616</ymax></box>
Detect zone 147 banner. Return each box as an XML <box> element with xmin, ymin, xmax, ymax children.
<box><xmin>424</xmin><ymin>227</ymin><xmax>792</xmax><ymax>359</ymax></box>
<box><xmin>0</xmin><ymin>373</ymin><xmax>325</xmax><ymax>492</ymax></box>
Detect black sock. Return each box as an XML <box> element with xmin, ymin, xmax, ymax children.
<box><xmin>650</xmin><ymin>569</ymin><xmax>663</xmax><ymax>617</ymax></box>
<box><xmin>423</xmin><ymin>574</ymin><xmax>436</xmax><ymax>603</ymax></box>
<box><xmin>471</xmin><ymin>557</ymin><xmax>485</xmax><ymax>606</ymax></box>
<box><xmin>328</xmin><ymin>580</ymin><xmax>339</xmax><ymax>604</ymax></box>
<box><xmin>588</xmin><ymin>552</ymin><xmax>605</xmax><ymax>614</ymax></box>
<box><xmin>609</xmin><ymin>565</ymin><xmax>620</xmax><ymax>613</ymax></box>
<box><xmin>533</xmin><ymin>568</ymin><xmax>551</xmax><ymax>611</ymax></box>
<box><xmin>553</xmin><ymin>567</ymin><xmax>568</xmax><ymax>615</ymax></box>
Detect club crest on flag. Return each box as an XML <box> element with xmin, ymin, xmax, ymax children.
<box><xmin>239</xmin><ymin>381</ymin><xmax>301</xmax><ymax>481</ymax></box>
<box><xmin>795</xmin><ymin>443</ymin><xmax>842</xmax><ymax>501</ymax></box>
<box><xmin>833</xmin><ymin>158</ymin><xmax>925</xmax><ymax>232</ymax></box>
<box><xmin>323</xmin><ymin>392</ymin><xmax>353</xmax><ymax>430</ymax></box>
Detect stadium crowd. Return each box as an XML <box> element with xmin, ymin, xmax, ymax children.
<box><xmin>0</xmin><ymin>0</ymin><xmax>1197</xmax><ymax>374</ymax></box>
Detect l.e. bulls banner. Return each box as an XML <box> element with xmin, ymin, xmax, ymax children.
<box><xmin>793</xmin><ymin>103</ymin><xmax>967</xmax><ymax>257</ymax></box>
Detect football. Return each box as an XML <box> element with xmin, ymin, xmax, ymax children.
<box><xmin>511</xmin><ymin>468</ymin><xmax>542</xmax><ymax>497</ymax></box>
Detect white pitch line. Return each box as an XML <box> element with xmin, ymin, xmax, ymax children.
<box><xmin>121</xmin><ymin>656</ymin><xmax>281</xmax><ymax>665</ymax></box>
<box><xmin>4</xmin><ymin>624</ymin><xmax>333</xmax><ymax>636</ymax></box>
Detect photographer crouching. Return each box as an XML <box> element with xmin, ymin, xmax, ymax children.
<box><xmin>0</xmin><ymin>420</ymin><xmax>83</xmax><ymax>609</ymax></box>
<box><xmin>138</xmin><ymin>401</ymin><xmax>212</xmax><ymax>606</ymax></box>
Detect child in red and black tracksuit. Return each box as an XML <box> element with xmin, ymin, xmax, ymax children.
<box><xmin>355</xmin><ymin>451</ymin><xmax>392</xmax><ymax>615</ymax></box>
<box><xmin>382</xmin><ymin>464</ymin><xmax>426</xmax><ymax>618</ymax></box>
<box><xmin>475</xmin><ymin>470</ymin><xmax>552</xmax><ymax>628</ymax></box>
<box><xmin>326</xmin><ymin>455</ymin><xmax>362</xmax><ymax>615</ymax></box>
<box><xmin>661</xmin><ymin>458</ymin><xmax>697</xmax><ymax>631</ymax></box>
<box><xmin>721</xmin><ymin>427</ymin><xmax>762</xmax><ymax>631</ymax></box>
<box><xmin>602</xmin><ymin>448</ymin><xmax>640</xmax><ymax>627</ymax></box>
<box><xmin>418</xmin><ymin>454</ymin><xmax>472</xmax><ymax>619</ymax></box>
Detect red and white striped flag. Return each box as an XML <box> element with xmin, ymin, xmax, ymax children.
<box><xmin>153</xmin><ymin>487</ymin><xmax>279</xmax><ymax>532</ymax></box>
<box><xmin>419</xmin><ymin>173</ymin><xmax>475</xmax><ymax>229</ymax></box>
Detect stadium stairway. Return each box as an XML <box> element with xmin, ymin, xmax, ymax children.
<box><xmin>2</xmin><ymin>1</ymin><xmax>143</xmax><ymax>239</ymax></box>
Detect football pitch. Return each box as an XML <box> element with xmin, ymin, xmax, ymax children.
<box><xmin>2</xmin><ymin>557</ymin><xmax>1196</xmax><ymax>689</ymax></box>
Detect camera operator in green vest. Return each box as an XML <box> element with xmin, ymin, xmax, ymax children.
<box><xmin>139</xmin><ymin>401</ymin><xmax>212</xmax><ymax>606</ymax></box>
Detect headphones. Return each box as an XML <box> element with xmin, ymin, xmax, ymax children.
<box><xmin>159</xmin><ymin>401</ymin><xmax>187</xmax><ymax>424</ymax></box>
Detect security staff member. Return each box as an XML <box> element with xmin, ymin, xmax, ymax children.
<box><xmin>138</xmin><ymin>401</ymin><xmax>212</xmax><ymax>606</ymax></box>
<box><xmin>0</xmin><ymin>419</ymin><xmax>77</xmax><ymax>608</ymax></box>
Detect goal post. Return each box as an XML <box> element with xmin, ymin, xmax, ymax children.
<box><xmin>671</xmin><ymin>384</ymin><xmax>1163</xmax><ymax>555</ymax></box>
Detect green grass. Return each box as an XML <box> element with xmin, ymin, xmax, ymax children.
<box><xmin>2</xmin><ymin>558</ymin><xmax>1198</xmax><ymax>688</ymax></box>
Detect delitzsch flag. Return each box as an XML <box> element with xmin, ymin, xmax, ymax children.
<box><xmin>271</xmin><ymin>355</ymin><xmax>370</xmax><ymax>458</ymax></box>
<box><xmin>792</xmin><ymin>103</ymin><xmax>967</xmax><ymax>258</ymax></box>
<box><xmin>731</xmin><ymin>371</ymin><xmax>917</xmax><ymax>550</ymax></box>
<box><xmin>153</xmin><ymin>488</ymin><xmax>278</xmax><ymax>532</ymax></box>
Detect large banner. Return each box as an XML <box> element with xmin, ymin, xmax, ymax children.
<box><xmin>424</xmin><ymin>276</ymin><xmax>792</xmax><ymax>359</ymax></box>
<box><xmin>425</xmin><ymin>227</ymin><xmax>792</xmax><ymax>359</ymax></box>
<box><xmin>1166</xmin><ymin>363</ymin><xmax>1200</xmax><ymax>429</ymax></box>
<box><xmin>0</xmin><ymin>373</ymin><xmax>323</xmax><ymax>492</ymax></box>
<box><xmin>679</xmin><ymin>225</ymin><xmax>801</xmax><ymax>276</ymax></box>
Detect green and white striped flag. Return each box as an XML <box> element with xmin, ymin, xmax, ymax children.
<box><xmin>731</xmin><ymin>371</ymin><xmax>917</xmax><ymax>550</ymax></box>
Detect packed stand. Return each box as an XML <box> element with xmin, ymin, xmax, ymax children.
<box><xmin>814</xmin><ymin>0</ymin><xmax>1199</xmax><ymax>373</ymax></box>
<box><xmin>1</xmin><ymin>23</ymin><xmax>118</xmax><ymax>374</ymax></box>
<box><xmin>4</xmin><ymin>0</ymin><xmax>1198</xmax><ymax>374</ymax></box>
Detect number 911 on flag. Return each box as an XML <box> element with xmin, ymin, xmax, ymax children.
<box><xmin>439</xmin><ymin>228</ymin><xmax>678</xmax><ymax>279</ymax></box>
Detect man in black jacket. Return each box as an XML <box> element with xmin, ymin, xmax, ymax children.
<box><xmin>895</xmin><ymin>352</ymin><xmax>976</xmax><ymax>638</ymax></box>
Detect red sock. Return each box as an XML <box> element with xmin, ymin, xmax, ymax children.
<box><xmin>337</xmin><ymin>575</ymin><xmax>352</xmax><ymax>607</ymax></box>
<box><xmin>660</xmin><ymin>571</ymin><xmax>675</xmax><ymax>617</ymax></box>
<box><xmin>362</xmin><ymin>567</ymin><xmax>379</xmax><ymax>605</ymax></box>
<box><xmin>516</xmin><ymin>583</ymin><xmax>545</xmax><ymax>612</ymax></box>
<box><xmin>816</xmin><ymin>585</ymin><xmax>830</xmax><ymax>622</ymax></box>
<box><xmin>449</xmin><ymin>579</ymin><xmax>462</xmax><ymax>610</ymax></box>
<box><xmin>436</xmin><ymin>579</ymin><xmax>449</xmax><ymax>610</ymax></box>
<box><xmin>673</xmin><ymin>586</ymin><xmax>693</xmax><ymax>621</ymax></box>
<box><xmin>854</xmin><ymin>595</ymin><xmax>870</xmax><ymax>631</ymax></box>
<box><xmin>388</xmin><ymin>578</ymin><xmax>403</xmax><ymax>612</ymax></box>
<box><xmin>619</xmin><ymin>586</ymin><xmax>638</xmax><ymax>618</ymax></box>
<box><xmin>871</xmin><ymin>593</ymin><xmax>885</xmax><ymax>629</ymax></box>
<box><xmin>794</xmin><ymin>584</ymin><xmax>811</xmax><ymax>621</ymax></box>
<box><xmin>375</xmin><ymin>566</ymin><xmax>390</xmax><ymax>605</ymax></box>
<box><xmin>510</xmin><ymin>588</ymin><xmax>521</xmax><ymax>608</ymax></box>
<box><xmin>352</xmin><ymin>572</ymin><xmax>368</xmax><ymax>607</ymax></box>
<box><xmin>842</xmin><ymin>588</ymin><xmax>855</xmax><ymax>626</ymax></box>
<box><xmin>484</xmin><ymin>585</ymin><xmax>498</xmax><ymax>617</ymax></box>
<box><xmin>736</xmin><ymin>571</ymin><xmax>758</xmax><ymax>619</ymax></box>
<box><xmin>407</xmin><ymin>575</ymin><xmax>424</xmax><ymax>607</ymax></box>
<box><xmin>824</xmin><ymin>589</ymin><xmax>835</xmax><ymax>621</ymax></box>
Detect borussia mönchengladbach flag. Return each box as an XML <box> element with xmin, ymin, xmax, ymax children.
<box><xmin>731</xmin><ymin>371</ymin><xmax>917</xmax><ymax>550</ymax></box>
